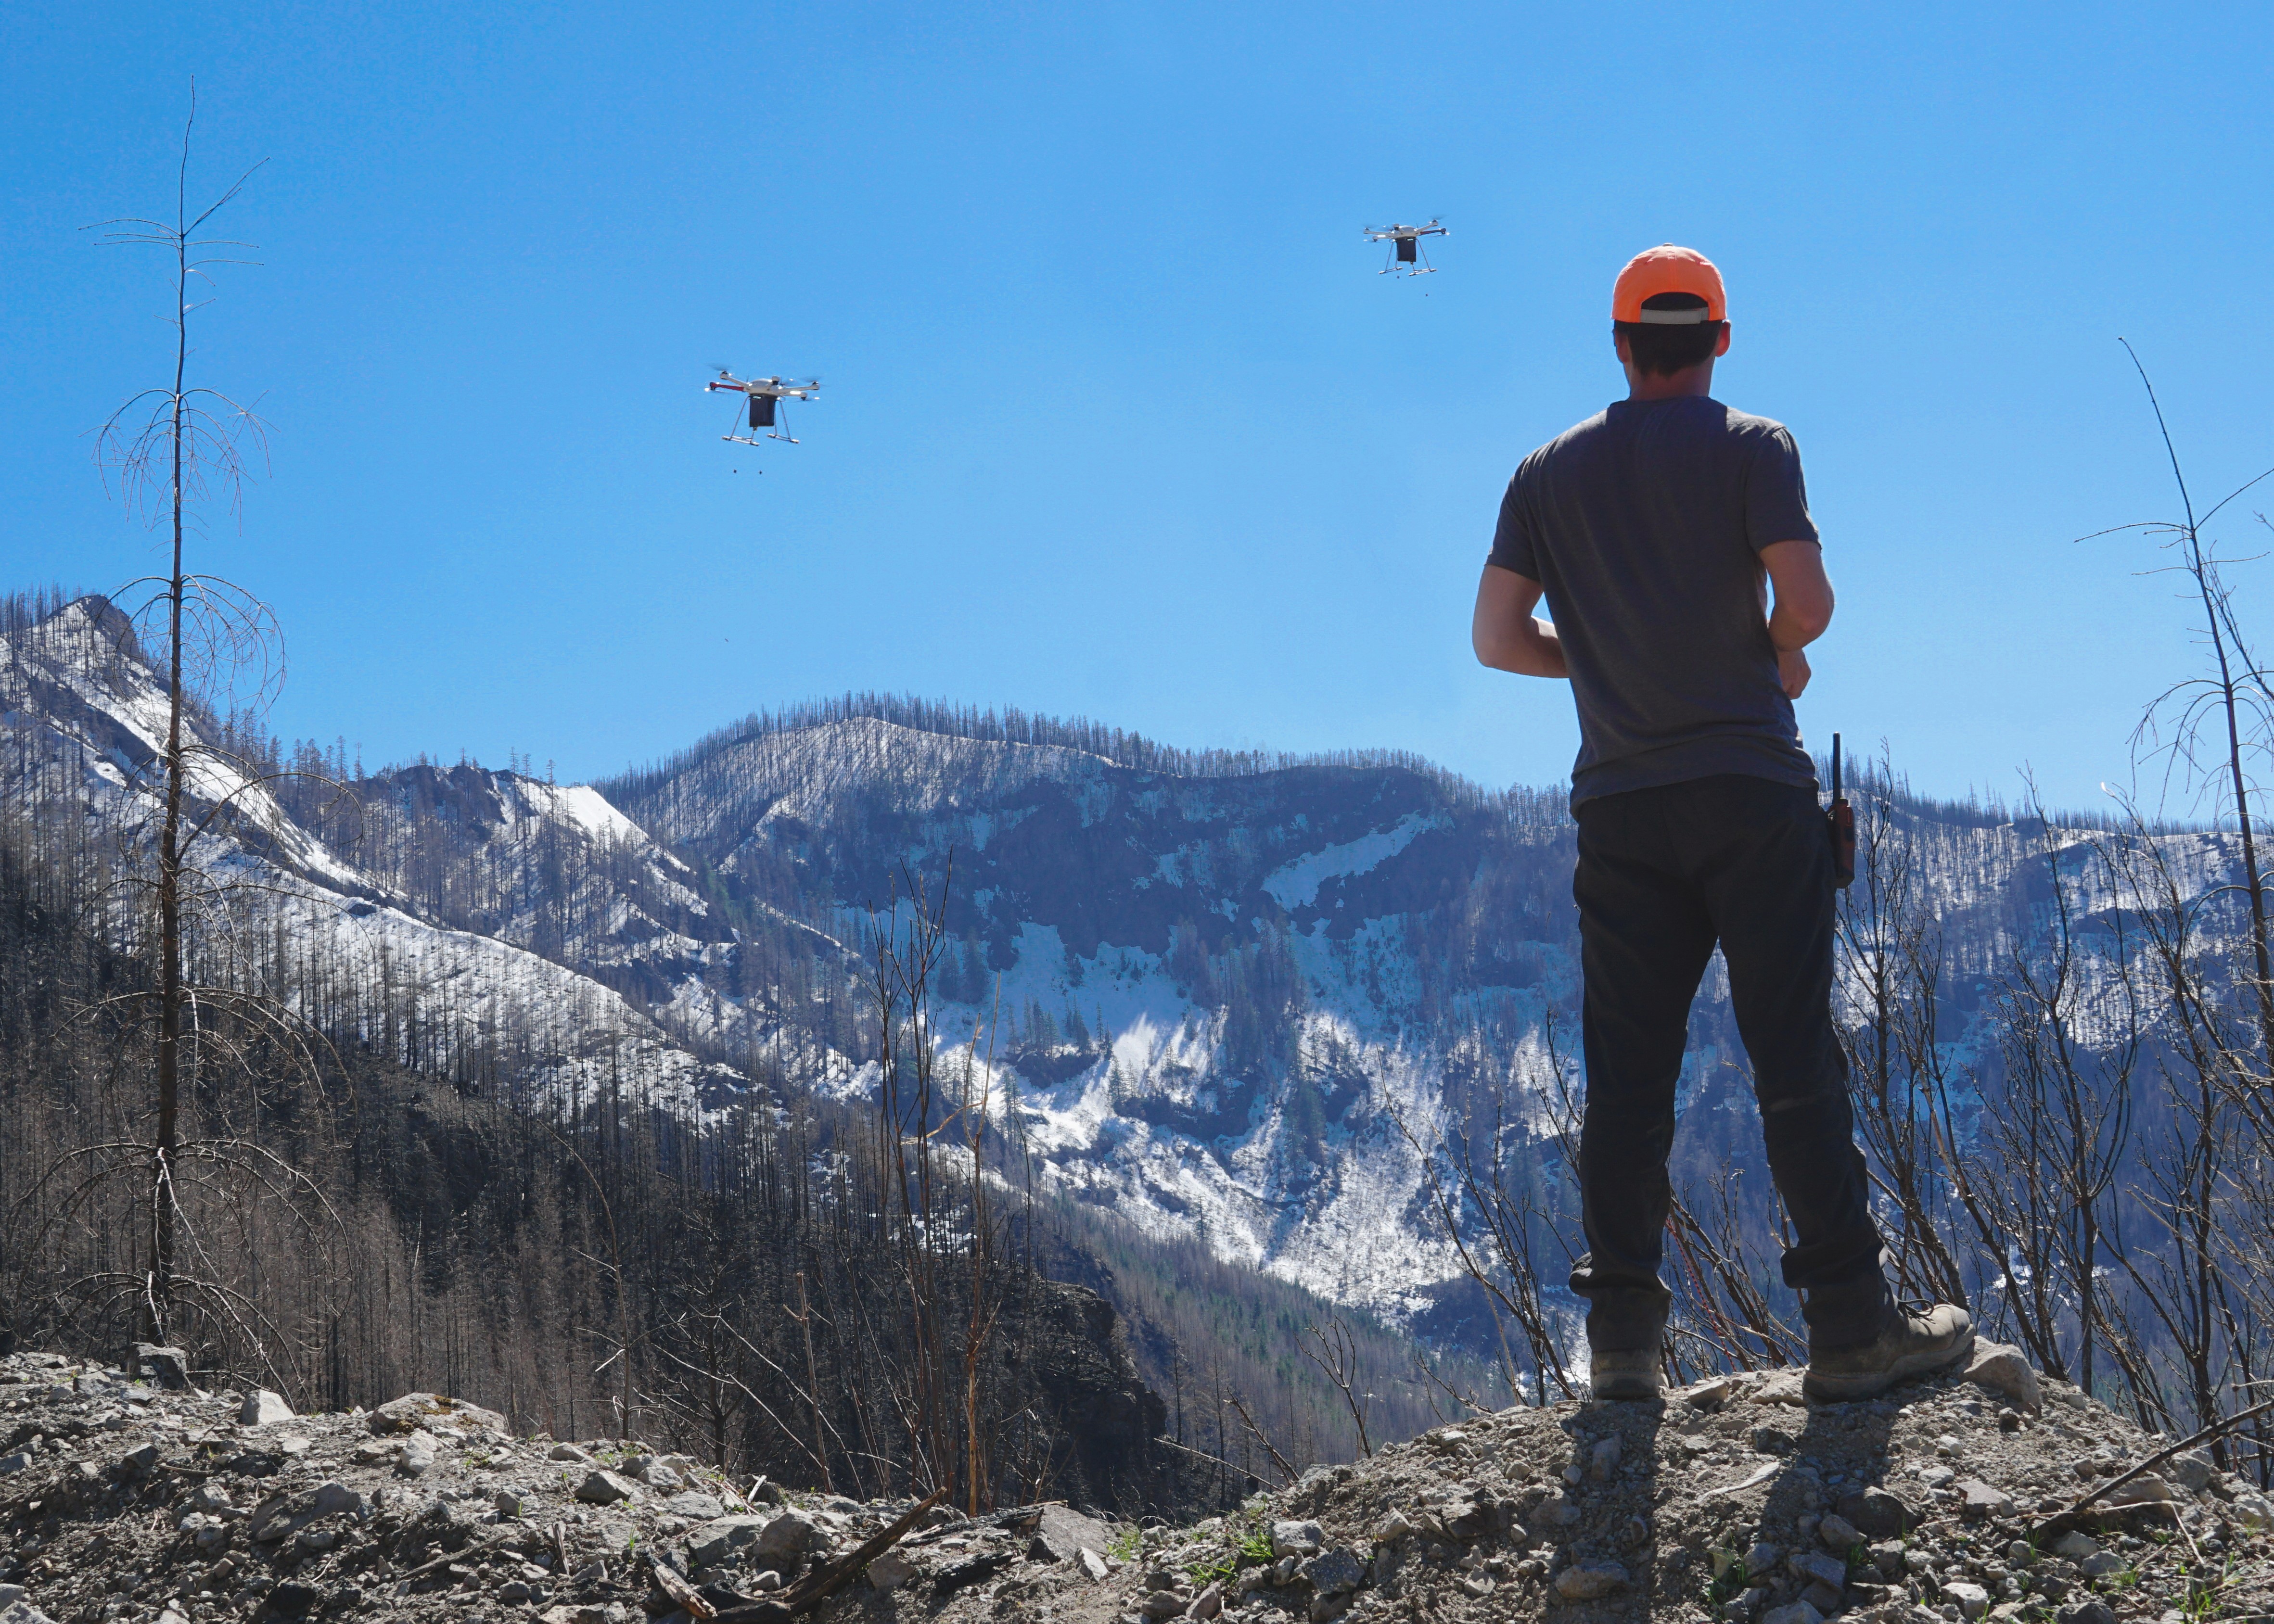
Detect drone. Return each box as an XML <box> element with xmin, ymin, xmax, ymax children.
<box><xmin>1364</xmin><ymin>219</ymin><xmax>1447</xmax><ymax>276</ymax></box>
<box><xmin>705</xmin><ymin>369</ymin><xmax>821</xmax><ymax>446</ymax></box>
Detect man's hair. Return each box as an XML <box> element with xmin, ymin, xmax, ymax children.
<box><xmin>1614</xmin><ymin>291</ymin><xmax>1724</xmax><ymax>377</ymax></box>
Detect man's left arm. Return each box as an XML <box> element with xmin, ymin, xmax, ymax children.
<box><xmin>1760</xmin><ymin>539</ymin><xmax>1833</xmax><ymax>700</ymax></box>
<box><xmin>1471</xmin><ymin>564</ymin><xmax>1568</xmax><ymax>678</ymax></box>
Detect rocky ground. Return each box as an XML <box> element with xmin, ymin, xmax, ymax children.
<box><xmin>2</xmin><ymin>1344</ymin><xmax>2271</xmax><ymax>1624</ymax></box>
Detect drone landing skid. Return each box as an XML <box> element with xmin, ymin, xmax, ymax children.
<box><xmin>723</xmin><ymin>433</ymin><xmax>799</xmax><ymax>446</ymax></box>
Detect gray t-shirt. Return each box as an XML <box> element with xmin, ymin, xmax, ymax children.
<box><xmin>1488</xmin><ymin>395</ymin><xmax>1820</xmax><ymax>810</ymax></box>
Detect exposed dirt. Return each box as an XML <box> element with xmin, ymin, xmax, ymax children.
<box><xmin>3</xmin><ymin>1345</ymin><xmax>2270</xmax><ymax>1624</ymax></box>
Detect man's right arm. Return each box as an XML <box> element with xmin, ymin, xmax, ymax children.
<box><xmin>1471</xmin><ymin>563</ymin><xmax>1568</xmax><ymax>679</ymax></box>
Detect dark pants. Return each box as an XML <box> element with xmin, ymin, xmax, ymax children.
<box><xmin>1567</xmin><ymin>774</ymin><xmax>1889</xmax><ymax>1352</ymax></box>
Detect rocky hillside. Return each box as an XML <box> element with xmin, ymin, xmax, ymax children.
<box><xmin>3</xmin><ymin>1340</ymin><xmax>2268</xmax><ymax>1624</ymax></box>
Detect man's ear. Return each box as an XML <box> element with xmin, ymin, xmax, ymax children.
<box><xmin>1713</xmin><ymin>322</ymin><xmax>1732</xmax><ymax>358</ymax></box>
<box><xmin>1612</xmin><ymin>328</ymin><xmax>1632</xmax><ymax>364</ymax></box>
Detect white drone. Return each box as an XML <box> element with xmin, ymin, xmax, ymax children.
<box><xmin>705</xmin><ymin>369</ymin><xmax>821</xmax><ymax>446</ymax></box>
<box><xmin>1364</xmin><ymin>219</ymin><xmax>1447</xmax><ymax>276</ymax></box>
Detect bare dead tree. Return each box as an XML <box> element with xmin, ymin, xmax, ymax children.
<box><xmin>1301</xmin><ymin>1315</ymin><xmax>1373</xmax><ymax>1458</ymax></box>
<box><xmin>1663</xmin><ymin>1176</ymin><xmax>1805</xmax><ymax>1372</ymax></box>
<box><xmin>1387</xmin><ymin>1016</ymin><xmax>1581</xmax><ymax>1406</ymax></box>
<box><xmin>2097</xmin><ymin>341</ymin><xmax>2274</xmax><ymax>1068</ymax></box>
<box><xmin>1833</xmin><ymin>752</ymin><xmax>1975</xmax><ymax>1308</ymax></box>
<box><xmin>17</xmin><ymin>87</ymin><xmax>354</xmax><ymax>1393</ymax></box>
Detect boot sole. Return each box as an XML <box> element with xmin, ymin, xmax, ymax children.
<box><xmin>1590</xmin><ymin>1375</ymin><xmax>1662</xmax><ymax>1401</ymax></box>
<box><xmin>1802</xmin><ymin>1327</ymin><xmax>1976</xmax><ymax>1403</ymax></box>
<box><xmin>1590</xmin><ymin>1355</ymin><xmax>1663</xmax><ymax>1402</ymax></box>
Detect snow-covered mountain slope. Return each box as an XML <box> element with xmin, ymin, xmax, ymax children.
<box><xmin>0</xmin><ymin>598</ymin><xmax>750</xmax><ymax>1118</ymax></box>
<box><xmin>601</xmin><ymin>705</ymin><xmax>2257</xmax><ymax>1331</ymax></box>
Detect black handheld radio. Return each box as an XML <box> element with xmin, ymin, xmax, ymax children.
<box><xmin>1828</xmin><ymin>733</ymin><xmax>1855</xmax><ymax>888</ymax></box>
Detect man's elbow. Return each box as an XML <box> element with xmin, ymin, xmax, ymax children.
<box><xmin>1780</xmin><ymin>588</ymin><xmax>1834</xmax><ymax>646</ymax></box>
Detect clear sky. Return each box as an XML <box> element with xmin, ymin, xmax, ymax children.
<box><xmin>3</xmin><ymin>2</ymin><xmax>2270</xmax><ymax>813</ymax></box>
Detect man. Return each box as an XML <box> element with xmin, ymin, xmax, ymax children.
<box><xmin>1470</xmin><ymin>244</ymin><xmax>1971</xmax><ymax>1402</ymax></box>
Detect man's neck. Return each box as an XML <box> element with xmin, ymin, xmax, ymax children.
<box><xmin>1624</xmin><ymin>358</ymin><xmax>1715</xmax><ymax>401</ymax></box>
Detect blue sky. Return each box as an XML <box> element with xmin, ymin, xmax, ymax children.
<box><xmin>3</xmin><ymin>2</ymin><xmax>2270</xmax><ymax>813</ymax></box>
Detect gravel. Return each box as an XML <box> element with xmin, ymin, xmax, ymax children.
<box><xmin>2</xmin><ymin>1343</ymin><xmax>2271</xmax><ymax>1624</ymax></box>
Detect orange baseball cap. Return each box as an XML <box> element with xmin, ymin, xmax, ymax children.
<box><xmin>1612</xmin><ymin>244</ymin><xmax>1726</xmax><ymax>324</ymax></box>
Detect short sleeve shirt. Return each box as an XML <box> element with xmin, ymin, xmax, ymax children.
<box><xmin>1489</xmin><ymin>396</ymin><xmax>1820</xmax><ymax>809</ymax></box>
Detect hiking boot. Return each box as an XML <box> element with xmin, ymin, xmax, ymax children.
<box><xmin>1589</xmin><ymin>1345</ymin><xmax>1661</xmax><ymax>1402</ymax></box>
<box><xmin>1803</xmin><ymin>1301</ymin><xmax>1974</xmax><ymax>1402</ymax></box>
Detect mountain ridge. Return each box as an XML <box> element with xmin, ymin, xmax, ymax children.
<box><xmin>3</xmin><ymin>592</ymin><xmax>2247</xmax><ymax>1347</ymax></box>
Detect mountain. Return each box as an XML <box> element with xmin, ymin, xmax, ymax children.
<box><xmin>1</xmin><ymin>593</ymin><xmax>2247</xmax><ymax>1349</ymax></box>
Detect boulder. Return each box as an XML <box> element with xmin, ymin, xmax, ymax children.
<box><xmin>310</xmin><ymin>1481</ymin><xmax>365</xmax><ymax>1519</ymax></box>
<box><xmin>1942</xmin><ymin>1582</ymin><xmax>1992</xmax><ymax>1620</ymax></box>
<box><xmin>1788</xmin><ymin>1549</ymin><xmax>1846</xmax><ymax>1590</ymax></box>
<box><xmin>1301</xmin><ymin>1548</ymin><xmax>1366</xmax><ymax>1596</ymax></box>
<box><xmin>1759</xmin><ymin>1605</ymin><xmax>1822</xmax><ymax>1624</ymax></box>
<box><xmin>1137</xmin><ymin>1592</ymin><xmax>1187</xmax><ymax>1620</ymax></box>
<box><xmin>1958</xmin><ymin>1479</ymin><xmax>2014</xmax><ymax>1515</ymax></box>
<box><xmin>574</xmin><ymin>1470</ymin><xmax>639</xmax><ymax>1505</ymax></box>
<box><xmin>368</xmin><ymin>1392</ymin><xmax>506</xmax><ymax>1437</ymax></box>
<box><xmin>131</xmin><ymin>1343</ymin><xmax>190</xmax><ymax>1391</ymax></box>
<box><xmin>1552</xmin><ymin>1562</ymin><xmax>1628</xmax><ymax>1601</ymax></box>
<box><xmin>1587</xmin><ymin>1436</ymin><xmax>1621</xmax><ymax>1480</ymax></box>
<box><xmin>2049</xmin><ymin>1532</ymin><xmax>2099</xmax><ymax>1561</ymax></box>
<box><xmin>756</xmin><ymin>1510</ymin><xmax>821</xmax><ymax>1558</ymax></box>
<box><xmin>866</xmin><ymin>1552</ymin><xmax>919</xmax><ymax>1591</ymax></box>
<box><xmin>1800</xmin><ymin>1581</ymin><xmax>1844</xmax><ymax>1614</ymax></box>
<box><xmin>1815</xmin><ymin>1513</ymin><xmax>1861</xmax><ymax>1551</ymax></box>
<box><xmin>2169</xmin><ymin>1450</ymin><xmax>2213</xmax><ymax>1493</ymax></box>
<box><xmin>1444</xmin><ymin>1499</ymin><xmax>1498</xmax><ymax>1539</ymax></box>
<box><xmin>238</xmin><ymin>1390</ymin><xmax>294</xmax><ymax>1427</ymax></box>
<box><xmin>246</xmin><ymin>1482</ymin><xmax>364</xmax><ymax>1547</ymax></box>
<box><xmin>664</xmin><ymin>1492</ymin><xmax>725</xmax><ymax>1521</ymax></box>
<box><xmin>1963</xmin><ymin>1343</ymin><xmax>2042</xmax><ymax>1413</ymax></box>
<box><xmin>688</xmin><ymin>1516</ymin><xmax>770</xmax><ymax>1568</ymax></box>
<box><xmin>2102</xmin><ymin>1472</ymin><xmax>2174</xmax><ymax>1506</ymax></box>
<box><xmin>1078</xmin><ymin>1548</ymin><xmax>1112</xmax><ymax>1582</ymax></box>
<box><xmin>1189</xmin><ymin>1581</ymin><xmax>1224</xmax><ymax>1620</ymax></box>
<box><xmin>1270</xmin><ymin>1520</ymin><xmax>1324</xmax><ymax>1558</ymax></box>
<box><xmin>396</xmin><ymin>1430</ymin><xmax>439</xmax><ymax>1478</ymax></box>
<box><xmin>2053</xmin><ymin>1602</ymin><xmax>2116</xmax><ymax>1624</ymax></box>
<box><xmin>548</xmin><ymin>1443</ymin><xmax>593</xmax><ymax>1462</ymax></box>
<box><xmin>1028</xmin><ymin>1504</ymin><xmax>1112</xmax><ymax>1563</ymax></box>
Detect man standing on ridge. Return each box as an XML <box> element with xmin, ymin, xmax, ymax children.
<box><xmin>1469</xmin><ymin>244</ymin><xmax>1972</xmax><ymax>1402</ymax></box>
